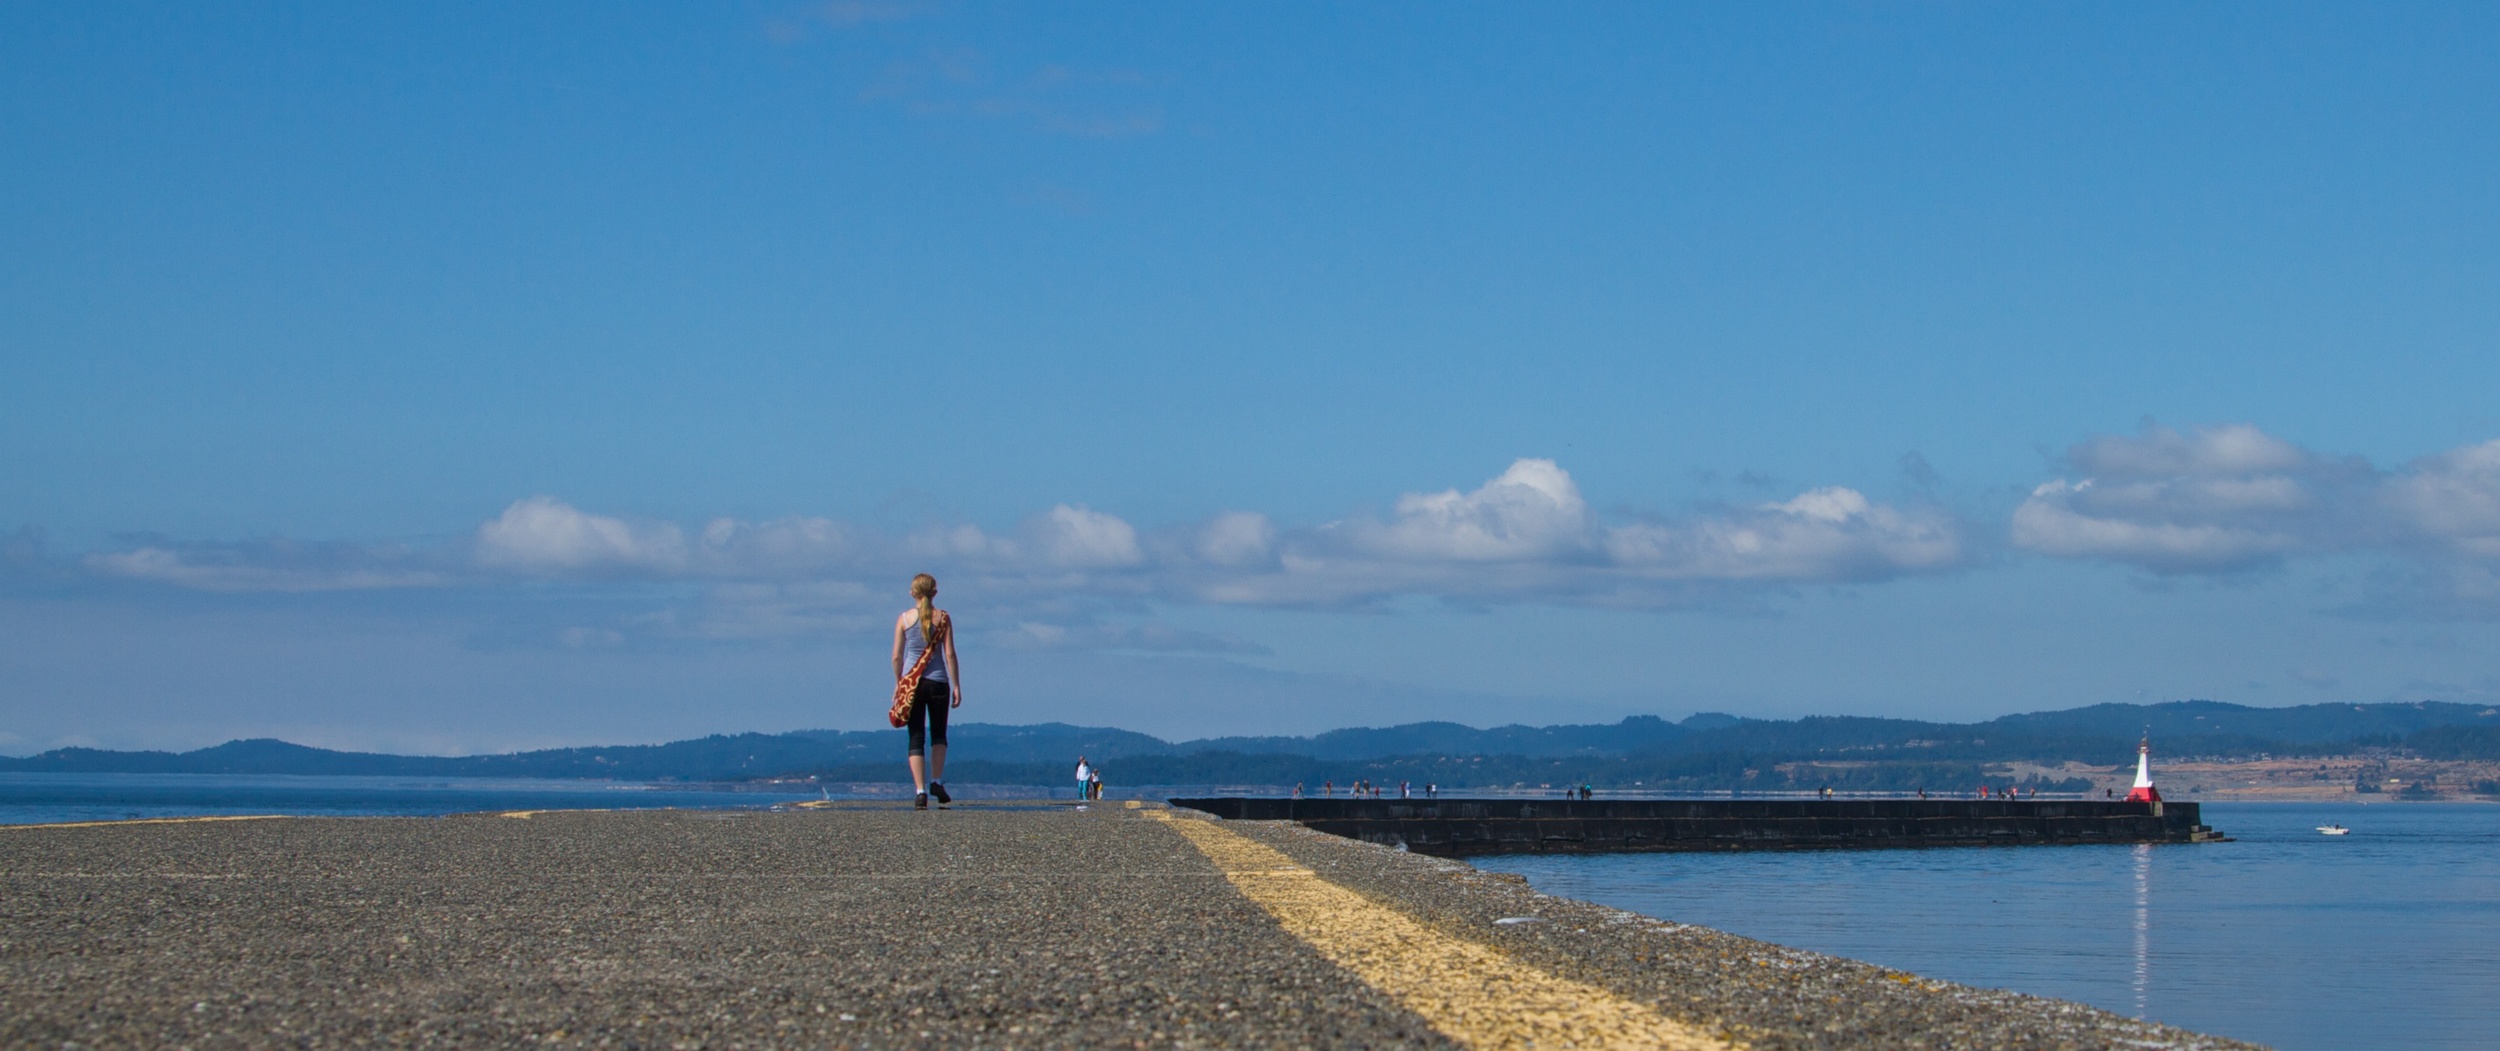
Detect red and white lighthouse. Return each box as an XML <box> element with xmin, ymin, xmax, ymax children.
<box><xmin>2124</xmin><ymin>735</ymin><xmax>2162</xmax><ymax>804</ymax></box>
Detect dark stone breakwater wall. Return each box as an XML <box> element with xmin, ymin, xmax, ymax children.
<box><xmin>1168</xmin><ymin>797</ymin><xmax>2224</xmax><ymax>857</ymax></box>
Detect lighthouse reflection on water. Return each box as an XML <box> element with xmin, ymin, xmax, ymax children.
<box><xmin>2132</xmin><ymin>842</ymin><xmax>2152</xmax><ymax>1018</ymax></box>
<box><xmin>2126</xmin><ymin>733</ymin><xmax>2161</xmax><ymax>1018</ymax></box>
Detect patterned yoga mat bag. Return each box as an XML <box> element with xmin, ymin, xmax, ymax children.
<box><xmin>887</xmin><ymin>618</ymin><xmax>945</xmax><ymax>728</ymax></box>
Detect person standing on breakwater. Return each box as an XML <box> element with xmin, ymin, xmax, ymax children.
<box><xmin>893</xmin><ymin>574</ymin><xmax>962</xmax><ymax>811</ymax></box>
<box><xmin>1074</xmin><ymin>756</ymin><xmax>1091</xmax><ymax>802</ymax></box>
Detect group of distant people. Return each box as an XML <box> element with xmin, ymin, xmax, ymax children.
<box><xmin>1292</xmin><ymin>780</ymin><xmax>1439</xmax><ymax>799</ymax></box>
<box><xmin>1314</xmin><ymin>779</ymin><xmax>1394</xmax><ymax>799</ymax></box>
<box><xmin>1072</xmin><ymin>756</ymin><xmax>1103</xmax><ymax>801</ymax></box>
<box><xmin>1281</xmin><ymin>781</ymin><xmax>1619</xmax><ymax>800</ymax></box>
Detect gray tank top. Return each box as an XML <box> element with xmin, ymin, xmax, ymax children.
<box><xmin>903</xmin><ymin>618</ymin><xmax>947</xmax><ymax>682</ymax></box>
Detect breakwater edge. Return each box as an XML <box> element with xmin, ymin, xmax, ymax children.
<box><xmin>1173</xmin><ymin>797</ymin><xmax>2226</xmax><ymax>856</ymax></box>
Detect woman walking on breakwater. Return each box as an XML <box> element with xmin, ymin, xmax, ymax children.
<box><xmin>893</xmin><ymin>573</ymin><xmax>962</xmax><ymax>810</ymax></box>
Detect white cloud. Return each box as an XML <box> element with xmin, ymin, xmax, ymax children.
<box><xmin>1000</xmin><ymin>620</ymin><xmax>1267</xmax><ymax>655</ymax></box>
<box><xmin>474</xmin><ymin>497</ymin><xmax>687</xmax><ymax>574</ymax></box>
<box><xmin>1605</xmin><ymin>487</ymin><xmax>1960</xmax><ymax>582</ymax></box>
<box><xmin>2012</xmin><ymin>479</ymin><xmax>2307</xmax><ymax>572</ymax></box>
<box><xmin>674</xmin><ymin>581</ymin><xmax>884</xmax><ymax>642</ymax></box>
<box><xmin>556</xmin><ymin>626</ymin><xmax>626</xmax><ymax>649</ymax></box>
<box><xmin>2013</xmin><ymin>425</ymin><xmax>2500</xmax><ymax>616</ymax></box>
<box><xmin>1028</xmin><ymin>505</ymin><xmax>1144</xmax><ymax>569</ymax></box>
<box><xmin>2383</xmin><ymin>439</ymin><xmax>2500</xmax><ymax>558</ymax></box>
<box><xmin>691</xmin><ymin>515</ymin><xmax>861</xmax><ymax>576</ymax></box>
<box><xmin>68</xmin><ymin>459</ymin><xmax>1964</xmax><ymax>618</ymax></box>
<box><xmin>908</xmin><ymin>522</ymin><xmax>1017</xmax><ymax>562</ymax></box>
<box><xmin>83</xmin><ymin>542</ymin><xmax>447</xmax><ymax>592</ymax></box>
<box><xmin>2066</xmin><ymin>422</ymin><xmax>2312</xmax><ymax>478</ymax></box>
<box><xmin>2011</xmin><ymin>423</ymin><xmax>2372</xmax><ymax>573</ymax></box>
<box><xmin>1195</xmin><ymin>512</ymin><xmax>1277</xmax><ymax>568</ymax></box>
<box><xmin>58</xmin><ymin>430</ymin><xmax>2500</xmax><ymax>628</ymax></box>
<box><xmin>1353</xmin><ymin>459</ymin><xmax>1595</xmax><ymax>562</ymax></box>
<box><xmin>1183</xmin><ymin>460</ymin><xmax>1963</xmax><ymax>607</ymax></box>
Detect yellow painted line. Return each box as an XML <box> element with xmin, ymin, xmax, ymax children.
<box><xmin>1124</xmin><ymin>799</ymin><xmax>1143</xmax><ymax>809</ymax></box>
<box><xmin>0</xmin><ymin>815</ymin><xmax>290</xmax><ymax>831</ymax></box>
<box><xmin>1151</xmin><ymin>812</ymin><xmax>1739</xmax><ymax>1051</ymax></box>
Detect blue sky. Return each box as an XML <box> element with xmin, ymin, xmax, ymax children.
<box><xmin>7</xmin><ymin>2</ymin><xmax>2500</xmax><ymax>754</ymax></box>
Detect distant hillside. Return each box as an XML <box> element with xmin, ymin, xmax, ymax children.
<box><xmin>6</xmin><ymin>700</ymin><xmax>2495</xmax><ymax>789</ymax></box>
<box><xmin>1978</xmin><ymin>699</ymin><xmax>2495</xmax><ymax>746</ymax></box>
<box><xmin>0</xmin><ymin>726</ymin><xmax>1161</xmax><ymax>781</ymax></box>
<box><xmin>1189</xmin><ymin>715</ymin><xmax>1694</xmax><ymax>760</ymax></box>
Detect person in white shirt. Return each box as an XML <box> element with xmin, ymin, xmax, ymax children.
<box><xmin>1074</xmin><ymin>756</ymin><xmax>1092</xmax><ymax>801</ymax></box>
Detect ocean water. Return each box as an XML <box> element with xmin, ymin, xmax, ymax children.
<box><xmin>1474</xmin><ymin>803</ymin><xmax>2500</xmax><ymax>1051</ymax></box>
<box><xmin>0</xmin><ymin>772</ymin><xmax>839</xmax><ymax>825</ymax></box>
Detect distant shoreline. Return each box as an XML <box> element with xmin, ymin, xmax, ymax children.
<box><xmin>10</xmin><ymin>767</ymin><xmax>2496</xmax><ymax>804</ymax></box>
<box><xmin>8</xmin><ymin>700</ymin><xmax>2497</xmax><ymax>801</ymax></box>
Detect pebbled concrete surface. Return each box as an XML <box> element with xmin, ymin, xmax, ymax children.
<box><xmin>0</xmin><ymin>802</ymin><xmax>2260</xmax><ymax>1050</ymax></box>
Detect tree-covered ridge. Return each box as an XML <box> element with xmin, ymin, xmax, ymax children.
<box><xmin>10</xmin><ymin>700</ymin><xmax>2498</xmax><ymax>788</ymax></box>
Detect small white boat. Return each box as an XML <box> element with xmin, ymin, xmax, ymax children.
<box><xmin>2317</xmin><ymin>824</ymin><xmax>2350</xmax><ymax>835</ymax></box>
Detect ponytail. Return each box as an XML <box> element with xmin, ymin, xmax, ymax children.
<box><xmin>910</xmin><ymin>573</ymin><xmax>939</xmax><ymax>648</ymax></box>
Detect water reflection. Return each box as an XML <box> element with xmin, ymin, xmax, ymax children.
<box><xmin>1474</xmin><ymin>804</ymin><xmax>2500</xmax><ymax>1051</ymax></box>
<box><xmin>2131</xmin><ymin>841</ymin><xmax>2150</xmax><ymax>1018</ymax></box>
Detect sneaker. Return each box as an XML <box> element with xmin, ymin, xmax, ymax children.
<box><xmin>914</xmin><ymin>792</ymin><xmax>928</xmax><ymax>810</ymax></box>
<box><xmin>929</xmin><ymin>782</ymin><xmax>952</xmax><ymax>806</ymax></box>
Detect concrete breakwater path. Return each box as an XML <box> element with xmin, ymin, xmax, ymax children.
<box><xmin>2</xmin><ymin>802</ymin><xmax>2256</xmax><ymax>1050</ymax></box>
<box><xmin>1173</xmin><ymin>798</ymin><xmax>2226</xmax><ymax>857</ymax></box>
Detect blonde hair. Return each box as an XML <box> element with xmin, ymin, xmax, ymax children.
<box><xmin>910</xmin><ymin>574</ymin><xmax>939</xmax><ymax>648</ymax></box>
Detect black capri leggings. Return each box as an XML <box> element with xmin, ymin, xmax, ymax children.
<box><xmin>905</xmin><ymin>678</ymin><xmax>951</xmax><ymax>757</ymax></box>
